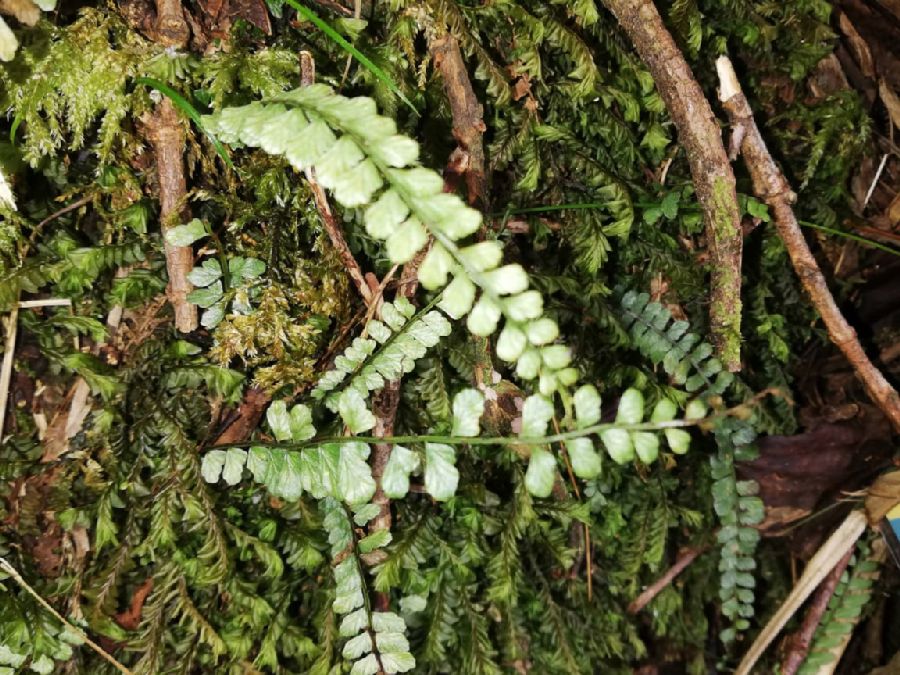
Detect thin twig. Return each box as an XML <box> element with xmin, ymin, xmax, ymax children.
<box><xmin>717</xmin><ymin>56</ymin><xmax>900</xmax><ymax>434</ymax></box>
<box><xmin>779</xmin><ymin>547</ymin><xmax>854</xmax><ymax>675</ymax></box>
<box><xmin>300</xmin><ymin>51</ymin><xmax>374</xmax><ymax>305</ymax></box>
<box><xmin>17</xmin><ymin>299</ymin><xmax>72</xmax><ymax>309</ymax></box>
<box><xmin>553</xmin><ymin>416</ymin><xmax>593</xmax><ymax>601</ymax></box>
<box><xmin>862</xmin><ymin>153</ymin><xmax>888</xmax><ymax>209</ymax></box>
<box><xmin>627</xmin><ymin>546</ymin><xmax>707</xmax><ymax>614</ymax></box>
<box><xmin>23</xmin><ymin>194</ymin><xmax>93</xmax><ymax>257</ymax></box>
<box><xmin>0</xmin><ymin>557</ymin><xmax>134</xmax><ymax>675</ymax></box>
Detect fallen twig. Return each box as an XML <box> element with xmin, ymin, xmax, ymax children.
<box><xmin>601</xmin><ymin>0</ymin><xmax>744</xmax><ymax>372</ymax></box>
<box><xmin>779</xmin><ymin>547</ymin><xmax>854</xmax><ymax>675</ymax></box>
<box><xmin>717</xmin><ymin>56</ymin><xmax>900</xmax><ymax>434</ymax></box>
<box><xmin>627</xmin><ymin>545</ymin><xmax>708</xmax><ymax>615</ymax></box>
<box><xmin>0</xmin><ymin>556</ymin><xmax>134</xmax><ymax>675</ymax></box>
<box><xmin>143</xmin><ymin>0</ymin><xmax>196</xmax><ymax>332</ymax></box>
<box><xmin>145</xmin><ymin>100</ymin><xmax>197</xmax><ymax>333</ymax></box>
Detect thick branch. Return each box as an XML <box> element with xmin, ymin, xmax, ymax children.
<box><xmin>602</xmin><ymin>0</ymin><xmax>743</xmax><ymax>371</ymax></box>
<box><xmin>779</xmin><ymin>547</ymin><xmax>854</xmax><ymax>675</ymax></box>
<box><xmin>717</xmin><ymin>56</ymin><xmax>900</xmax><ymax>434</ymax></box>
<box><xmin>153</xmin><ymin>0</ymin><xmax>189</xmax><ymax>47</ymax></box>
<box><xmin>146</xmin><ymin>98</ymin><xmax>198</xmax><ymax>333</ymax></box>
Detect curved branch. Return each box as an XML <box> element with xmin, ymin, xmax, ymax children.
<box><xmin>601</xmin><ymin>0</ymin><xmax>743</xmax><ymax>371</ymax></box>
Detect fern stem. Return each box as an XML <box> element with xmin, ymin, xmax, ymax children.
<box><xmin>213</xmin><ymin>408</ymin><xmax>737</xmax><ymax>450</ymax></box>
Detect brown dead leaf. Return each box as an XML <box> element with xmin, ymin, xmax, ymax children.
<box><xmin>114</xmin><ymin>578</ymin><xmax>155</xmax><ymax>631</ymax></box>
<box><xmin>840</xmin><ymin>12</ymin><xmax>876</xmax><ymax>78</ymax></box>
<box><xmin>879</xmin><ymin>79</ymin><xmax>900</xmax><ymax>131</ymax></box>
<box><xmin>512</xmin><ymin>75</ymin><xmax>533</xmax><ymax>102</ymax></box>
<box><xmin>866</xmin><ymin>470</ymin><xmax>900</xmax><ymax>525</ymax></box>
<box><xmin>41</xmin><ymin>378</ymin><xmax>92</xmax><ymax>463</ymax></box>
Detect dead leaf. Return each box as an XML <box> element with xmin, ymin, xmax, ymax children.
<box><xmin>866</xmin><ymin>470</ymin><xmax>900</xmax><ymax>525</ymax></box>
<box><xmin>879</xmin><ymin>79</ymin><xmax>900</xmax><ymax>131</ymax></box>
<box><xmin>839</xmin><ymin>12</ymin><xmax>876</xmax><ymax>78</ymax></box>
<box><xmin>41</xmin><ymin>378</ymin><xmax>92</xmax><ymax>463</ymax></box>
<box><xmin>114</xmin><ymin>578</ymin><xmax>155</xmax><ymax>631</ymax></box>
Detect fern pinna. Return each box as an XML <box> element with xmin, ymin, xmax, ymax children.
<box><xmin>619</xmin><ymin>290</ymin><xmax>763</xmax><ymax>643</ymax></box>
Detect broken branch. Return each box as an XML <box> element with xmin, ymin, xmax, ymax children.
<box><xmin>717</xmin><ymin>55</ymin><xmax>900</xmax><ymax>434</ymax></box>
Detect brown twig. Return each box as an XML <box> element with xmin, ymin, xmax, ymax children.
<box><xmin>627</xmin><ymin>546</ymin><xmax>707</xmax><ymax>615</ymax></box>
<box><xmin>143</xmin><ymin>0</ymin><xmax>196</xmax><ymax>333</ymax></box>
<box><xmin>601</xmin><ymin>0</ymin><xmax>743</xmax><ymax>372</ymax></box>
<box><xmin>717</xmin><ymin>56</ymin><xmax>900</xmax><ymax>434</ymax></box>
<box><xmin>300</xmin><ymin>51</ymin><xmax>374</xmax><ymax>306</ymax></box>
<box><xmin>779</xmin><ymin>547</ymin><xmax>854</xmax><ymax>675</ymax></box>
<box><xmin>146</xmin><ymin>98</ymin><xmax>198</xmax><ymax>333</ymax></box>
<box><xmin>428</xmin><ymin>32</ymin><xmax>487</xmax><ymax>209</ymax></box>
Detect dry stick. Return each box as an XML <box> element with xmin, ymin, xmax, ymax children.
<box><xmin>601</xmin><ymin>0</ymin><xmax>743</xmax><ymax>372</ymax></box>
<box><xmin>735</xmin><ymin>510</ymin><xmax>868</xmax><ymax>675</ymax></box>
<box><xmin>627</xmin><ymin>545</ymin><xmax>707</xmax><ymax>615</ymax></box>
<box><xmin>716</xmin><ymin>56</ymin><xmax>900</xmax><ymax>434</ymax></box>
<box><xmin>779</xmin><ymin>547</ymin><xmax>854</xmax><ymax>675</ymax></box>
<box><xmin>428</xmin><ymin>33</ymin><xmax>487</xmax><ymax>208</ymax></box>
<box><xmin>144</xmin><ymin>0</ymin><xmax>196</xmax><ymax>333</ymax></box>
<box><xmin>0</xmin><ymin>557</ymin><xmax>134</xmax><ymax>675</ymax></box>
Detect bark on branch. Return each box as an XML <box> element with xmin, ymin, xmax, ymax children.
<box><xmin>429</xmin><ymin>33</ymin><xmax>486</xmax><ymax>209</ymax></box>
<box><xmin>602</xmin><ymin>0</ymin><xmax>743</xmax><ymax>371</ymax></box>
<box><xmin>717</xmin><ymin>56</ymin><xmax>900</xmax><ymax>434</ymax></box>
<box><xmin>145</xmin><ymin>97</ymin><xmax>198</xmax><ymax>333</ymax></box>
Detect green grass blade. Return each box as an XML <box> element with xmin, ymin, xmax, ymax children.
<box><xmin>798</xmin><ymin>220</ymin><xmax>900</xmax><ymax>257</ymax></box>
<box><xmin>282</xmin><ymin>0</ymin><xmax>418</xmax><ymax>116</ymax></box>
<box><xmin>135</xmin><ymin>77</ymin><xmax>234</xmax><ymax>170</ymax></box>
<box><xmin>498</xmin><ymin>202</ymin><xmax>900</xmax><ymax>257</ymax></box>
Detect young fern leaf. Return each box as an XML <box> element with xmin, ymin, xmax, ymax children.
<box><xmin>204</xmin><ymin>86</ymin><xmax>577</xmax><ymax>398</ymax></box>
<box><xmin>312</xmin><ymin>298</ymin><xmax>452</xmax><ymax>409</ymax></box>
<box><xmin>202</xmin><ymin>401</ymin><xmax>377</xmax><ymax>505</ymax></box>
<box><xmin>322</xmin><ymin>498</ymin><xmax>415</xmax><ymax>674</ymax></box>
